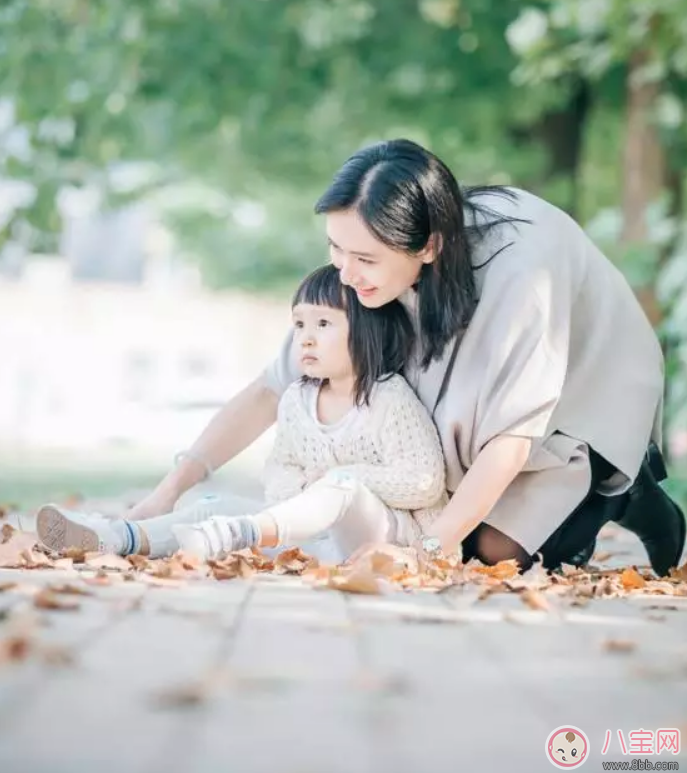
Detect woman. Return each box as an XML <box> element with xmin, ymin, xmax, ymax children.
<box><xmin>129</xmin><ymin>139</ymin><xmax>685</xmax><ymax>575</ymax></box>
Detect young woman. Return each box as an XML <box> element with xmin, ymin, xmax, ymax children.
<box><xmin>122</xmin><ymin>138</ymin><xmax>684</xmax><ymax>575</ymax></box>
<box><xmin>37</xmin><ymin>266</ymin><xmax>448</xmax><ymax>561</ymax></box>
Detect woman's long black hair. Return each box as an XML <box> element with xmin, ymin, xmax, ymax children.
<box><xmin>315</xmin><ymin>138</ymin><xmax>529</xmax><ymax>367</ymax></box>
<box><xmin>293</xmin><ymin>265</ymin><xmax>414</xmax><ymax>406</ymax></box>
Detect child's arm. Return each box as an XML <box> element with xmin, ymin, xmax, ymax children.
<box><xmin>263</xmin><ymin>399</ymin><xmax>308</xmax><ymax>504</ymax></box>
<box><xmin>333</xmin><ymin>393</ymin><xmax>446</xmax><ymax>510</ymax></box>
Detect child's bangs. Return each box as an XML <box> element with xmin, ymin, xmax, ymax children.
<box><xmin>292</xmin><ymin>265</ymin><xmax>347</xmax><ymax>311</ymax></box>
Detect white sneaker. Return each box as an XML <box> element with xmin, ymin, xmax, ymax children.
<box><xmin>36</xmin><ymin>504</ymin><xmax>125</xmax><ymax>554</ymax></box>
<box><xmin>172</xmin><ymin>516</ymin><xmax>238</xmax><ymax>561</ymax></box>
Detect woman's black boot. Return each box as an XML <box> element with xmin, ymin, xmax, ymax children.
<box><xmin>613</xmin><ymin>457</ymin><xmax>686</xmax><ymax>577</ymax></box>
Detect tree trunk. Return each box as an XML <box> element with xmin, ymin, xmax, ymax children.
<box><xmin>620</xmin><ymin>49</ymin><xmax>680</xmax><ymax>457</ymax></box>
<box><xmin>621</xmin><ymin>49</ymin><xmax>666</xmax><ymax>326</ymax></box>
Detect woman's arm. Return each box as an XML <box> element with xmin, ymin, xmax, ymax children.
<box><xmin>423</xmin><ymin>435</ymin><xmax>532</xmax><ymax>553</ymax></box>
<box><xmin>128</xmin><ymin>376</ymin><xmax>279</xmax><ymax>519</ymax></box>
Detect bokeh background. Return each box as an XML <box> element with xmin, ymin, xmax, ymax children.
<box><xmin>1</xmin><ymin>0</ymin><xmax>686</xmax><ymax>510</ymax></box>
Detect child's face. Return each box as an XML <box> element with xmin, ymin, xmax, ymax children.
<box><xmin>292</xmin><ymin>303</ymin><xmax>354</xmax><ymax>384</ymax></box>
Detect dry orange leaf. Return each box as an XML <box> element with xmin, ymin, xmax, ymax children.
<box><xmin>470</xmin><ymin>559</ymin><xmax>520</xmax><ymax>581</ymax></box>
<box><xmin>0</xmin><ymin>635</ymin><xmax>32</xmax><ymax>665</ymax></box>
<box><xmin>328</xmin><ymin>568</ymin><xmax>381</xmax><ymax>595</ymax></box>
<box><xmin>274</xmin><ymin>547</ymin><xmax>316</xmax><ymax>575</ymax></box>
<box><xmin>603</xmin><ymin>638</ymin><xmax>637</xmax><ymax>654</ymax></box>
<box><xmin>0</xmin><ymin>530</ymin><xmax>39</xmax><ymax>568</ymax></box>
<box><xmin>669</xmin><ymin>562</ymin><xmax>687</xmax><ymax>583</ymax></box>
<box><xmin>34</xmin><ymin>590</ymin><xmax>80</xmax><ymax>611</ymax></box>
<box><xmin>84</xmin><ymin>553</ymin><xmax>131</xmax><ymax>571</ymax></box>
<box><xmin>46</xmin><ymin>583</ymin><xmax>92</xmax><ymax>597</ymax></box>
<box><xmin>620</xmin><ymin>568</ymin><xmax>646</xmax><ymax>590</ymax></box>
<box><xmin>63</xmin><ymin>547</ymin><xmax>87</xmax><ymax>563</ymax></box>
<box><xmin>520</xmin><ymin>589</ymin><xmax>552</xmax><ymax>612</ymax></box>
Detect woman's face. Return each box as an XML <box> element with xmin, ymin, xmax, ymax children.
<box><xmin>326</xmin><ymin>209</ymin><xmax>433</xmax><ymax>308</ymax></box>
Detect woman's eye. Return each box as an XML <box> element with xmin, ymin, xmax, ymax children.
<box><xmin>357</xmin><ymin>257</ymin><xmax>373</xmax><ymax>265</ymax></box>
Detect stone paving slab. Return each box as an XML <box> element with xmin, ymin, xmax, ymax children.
<box><xmin>0</xmin><ymin>510</ymin><xmax>686</xmax><ymax>772</ymax></box>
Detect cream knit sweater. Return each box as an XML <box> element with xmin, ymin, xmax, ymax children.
<box><xmin>262</xmin><ymin>374</ymin><xmax>448</xmax><ymax>534</ymax></box>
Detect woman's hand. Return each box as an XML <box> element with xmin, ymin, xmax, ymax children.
<box><xmin>126</xmin><ymin>487</ymin><xmax>178</xmax><ymax>521</ymax></box>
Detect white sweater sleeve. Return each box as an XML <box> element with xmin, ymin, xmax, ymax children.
<box><xmin>334</xmin><ymin>388</ymin><xmax>447</xmax><ymax>509</ymax></box>
<box><xmin>263</xmin><ymin>393</ymin><xmax>308</xmax><ymax>505</ymax></box>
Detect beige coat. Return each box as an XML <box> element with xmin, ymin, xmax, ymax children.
<box><xmin>263</xmin><ymin>188</ymin><xmax>664</xmax><ymax>552</ymax></box>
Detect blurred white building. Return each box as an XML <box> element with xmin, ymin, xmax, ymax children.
<box><xmin>0</xmin><ymin>258</ymin><xmax>288</xmax><ymax>463</ymax></box>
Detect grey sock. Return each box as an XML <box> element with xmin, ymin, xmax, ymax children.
<box><xmin>108</xmin><ymin>520</ymin><xmax>131</xmax><ymax>555</ymax></box>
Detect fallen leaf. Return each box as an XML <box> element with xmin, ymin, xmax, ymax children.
<box><xmin>34</xmin><ymin>590</ymin><xmax>81</xmax><ymax>611</ymax></box>
<box><xmin>1</xmin><ymin>523</ymin><xmax>15</xmax><ymax>543</ymax></box>
<box><xmin>328</xmin><ymin>567</ymin><xmax>381</xmax><ymax>595</ymax></box>
<box><xmin>20</xmin><ymin>549</ymin><xmax>52</xmax><ymax>568</ymax></box>
<box><xmin>274</xmin><ymin>547</ymin><xmax>317</xmax><ymax>575</ymax></box>
<box><xmin>208</xmin><ymin>557</ymin><xmax>240</xmax><ymax>581</ymax></box>
<box><xmin>602</xmin><ymin>638</ymin><xmax>636</xmax><ymax>654</ymax></box>
<box><xmin>620</xmin><ymin>568</ymin><xmax>646</xmax><ymax>591</ymax></box>
<box><xmin>52</xmin><ymin>558</ymin><xmax>74</xmax><ymax>571</ymax></box>
<box><xmin>0</xmin><ymin>635</ymin><xmax>32</xmax><ymax>665</ymax></box>
<box><xmin>46</xmin><ymin>583</ymin><xmax>92</xmax><ymax>597</ymax></box>
<box><xmin>40</xmin><ymin>645</ymin><xmax>75</xmax><ymax>666</ymax></box>
<box><xmin>669</xmin><ymin>562</ymin><xmax>687</xmax><ymax>583</ymax></box>
<box><xmin>63</xmin><ymin>547</ymin><xmax>87</xmax><ymax>563</ymax></box>
<box><xmin>85</xmin><ymin>553</ymin><xmax>131</xmax><ymax>571</ymax></box>
<box><xmin>469</xmin><ymin>559</ymin><xmax>520</xmax><ymax>581</ymax></box>
<box><xmin>153</xmin><ymin>669</ymin><xmax>228</xmax><ymax>708</ymax></box>
<box><xmin>0</xmin><ymin>530</ymin><xmax>39</xmax><ymax>567</ymax></box>
<box><xmin>127</xmin><ymin>554</ymin><xmax>150</xmax><ymax>571</ymax></box>
<box><xmin>520</xmin><ymin>589</ymin><xmax>552</xmax><ymax>612</ymax></box>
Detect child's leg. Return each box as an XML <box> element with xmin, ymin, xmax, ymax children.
<box><xmin>36</xmin><ymin>493</ymin><xmax>265</xmax><ymax>558</ymax></box>
<box><xmin>138</xmin><ymin>494</ymin><xmax>263</xmax><ymax>557</ymax></box>
<box><xmin>261</xmin><ymin>475</ymin><xmax>399</xmax><ymax>557</ymax></box>
<box><xmin>174</xmin><ymin>474</ymin><xmax>402</xmax><ymax>560</ymax></box>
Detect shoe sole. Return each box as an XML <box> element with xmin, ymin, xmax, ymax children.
<box><xmin>36</xmin><ymin>505</ymin><xmax>100</xmax><ymax>553</ymax></box>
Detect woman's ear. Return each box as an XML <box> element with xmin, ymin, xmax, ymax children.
<box><xmin>419</xmin><ymin>233</ymin><xmax>442</xmax><ymax>264</ymax></box>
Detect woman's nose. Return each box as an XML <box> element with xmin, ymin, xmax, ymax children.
<box><xmin>338</xmin><ymin>257</ymin><xmax>357</xmax><ymax>286</ymax></box>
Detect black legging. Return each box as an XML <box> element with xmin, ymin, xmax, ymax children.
<box><xmin>461</xmin><ymin>448</ymin><xmax>618</xmax><ymax>571</ymax></box>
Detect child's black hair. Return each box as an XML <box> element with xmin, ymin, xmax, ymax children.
<box><xmin>292</xmin><ymin>264</ymin><xmax>414</xmax><ymax>405</ymax></box>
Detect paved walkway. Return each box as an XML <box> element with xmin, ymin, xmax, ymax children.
<box><xmin>1</xmin><ymin>497</ymin><xmax>686</xmax><ymax>772</ymax></box>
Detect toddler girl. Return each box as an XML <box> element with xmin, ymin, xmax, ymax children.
<box><xmin>37</xmin><ymin>265</ymin><xmax>449</xmax><ymax>562</ymax></box>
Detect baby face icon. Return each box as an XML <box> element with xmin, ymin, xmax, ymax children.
<box><xmin>546</xmin><ymin>726</ymin><xmax>589</xmax><ymax>768</ymax></box>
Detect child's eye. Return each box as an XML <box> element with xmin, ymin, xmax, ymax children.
<box><xmin>293</xmin><ymin>320</ymin><xmax>304</xmax><ymax>329</ymax></box>
<box><xmin>357</xmin><ymin>256</ymin><xmax>373</xmax><ymax>265</ymax></box>
<box><xmin>317</xmin><ymin>319</ymin><xmax>330</xmax><ymax>328</ymax></box>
